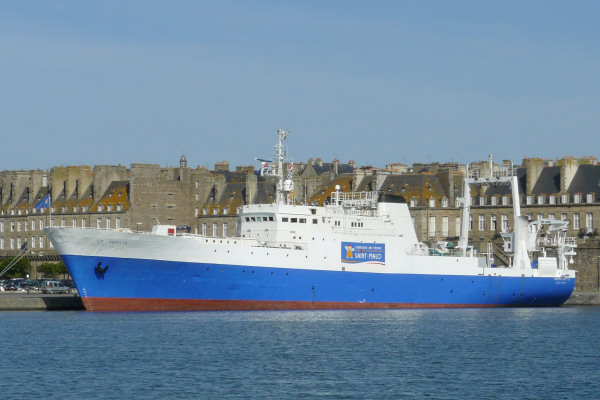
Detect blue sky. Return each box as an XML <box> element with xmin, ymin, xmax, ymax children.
<box><xmin>1</xmin><ymin>1</ymin><xmax>599</xmax><ymax>171</ymax></box>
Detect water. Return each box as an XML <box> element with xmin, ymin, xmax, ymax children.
<box><xmin>1</xmin><ymin>307</ymin><xmax>599</xmax><ymax>400</ymax></box>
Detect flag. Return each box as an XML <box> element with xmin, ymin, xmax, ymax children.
<box><xmin>35</xmin><ymin>195</ymin><xmax>50</xmax><ymax>210</ymax></box>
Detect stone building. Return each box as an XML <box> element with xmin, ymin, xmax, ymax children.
<box><xmin>2</xmin><ymin>153</ymin><xmax>600</xmax><ymax>290</ymax></box>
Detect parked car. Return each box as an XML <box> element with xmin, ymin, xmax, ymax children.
<box><xmin>40</xmin><ymin>280</ymin><xmax>71</xmax><ymax>294</ymax></box>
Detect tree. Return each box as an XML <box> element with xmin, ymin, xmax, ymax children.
<box><xmin>0</xmin><ymin>257</ymin><xmax>32</xmax><ymax>279</ymax></box>
<box><xmin>37</xmin><ymin>262</ymin><xmax>68</xmax><ymax>279</ymax></box>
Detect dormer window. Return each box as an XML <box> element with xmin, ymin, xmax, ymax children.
<box><xmin>549</xmin><ymin>196</ymin><xmax>556</xmax><ymax>205</ymax></box>
<box><xmin>490</xmin><ymin>197</ymin><xmax>497</xmax><ymax>206</ymax></box>
<box><xmin>117</xmin><ymin>204</ymin><xmax>122</xmax><ymax>211</ymax></box>
<box><xmin>479</xmin><ymin>197</ymin><xmax>485</xmax><ymax>206</ymax></box>
<box><xmin>441</xmin><ymin>198</ymin><xmax>448</xmax><ymax>207</ymax></box>
<box><xmin>537</xmin><ymin>196</ymin><xmax>545</xmax><ymax>205</ymax></box>
<box><xmin>98</xmin><ymin>205</ymin><xmax>103</xmax><ymax>212</ymax></box>
<box><xmin>410</xmin><ymin>198</ymin><xmax>417</xmax><ymax>207</ymax></box>
<box><xmin>574</xmin><ymin>194</ymin><xmax>581</xmax><ymax>204</ymax></box>
<box><xmin>107</xmin><ymin>205</ymin><xmax>113</xmax><ymax>212</ymax></box>
<box><xmin>587</xmin><ymin>193</ymin><xmax>594</xmax><ymax>203</ymax></box>
<box><xmin>526</xmin><ymin>196</ymin><xmax>533</xmax><ymax>205</ymax></box>
<box><xmin>502</xmin><ymin>196</ymin><xmax>509</xmax><ymax>206</ymax></box>
<box><xmin>561</xmin><ymin>194</ymin><xmax>569</xmax><ymax>204</ymax></box>
<box><xmin>202</xmin><ymin>208</ymin><xmax>208</xmax><ymax>215</ymax></box>
<box><xmin>429</xmin><ymin>198</ymin><xmax>435</xmax><ymax>208</ymax></box>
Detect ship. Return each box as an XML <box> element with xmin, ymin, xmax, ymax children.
<box><xmin>45</xmin><ymin>128</ymin><xmax>577</xmax><ymax>311</ymax></box>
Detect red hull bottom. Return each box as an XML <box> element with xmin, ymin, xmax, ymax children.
<box><xmin>81</xmin><ymin>297</ymin><xmax>507</xmax><ymax>312</ymax></box>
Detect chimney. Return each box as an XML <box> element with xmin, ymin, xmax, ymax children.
<box><xmin>245</xmin><ymin>171</ymin><xmax>257</xmax><ymax>205</ymax></box>
<box><xmin>559</xmin><ymin>157</ymin><xmax>580</xmax><ymax>193</ymax></box>
<box><xmin>214</xmin><ymin>161</ymin><xmax>230</xmax><ymax>171</ymax></box>
<box><xmin>523</xmin><ymin>158</ymin><xmax>545</xmax><ymax>194</ymax></box>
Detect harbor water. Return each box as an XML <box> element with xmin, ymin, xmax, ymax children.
<box><xmin>1</xmin><ymin>307</ymin><xmax>600</xmax><ymax>399</ymax></box>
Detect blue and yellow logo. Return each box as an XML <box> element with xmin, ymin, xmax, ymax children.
<box><xmin>341</xmin><ymin>242</ymin><xmax>385</xmax><ymax>265</ymax></box>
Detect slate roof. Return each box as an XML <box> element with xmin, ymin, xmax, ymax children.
<box><xmin>531</xmin><ymin>166</ymin><xmax>561</xmax><ymax>195</ymax></box>
<box><xmin>568</xmin><ymin>164</ymin><xmax>600</xmax><ymax>195</ymax></box>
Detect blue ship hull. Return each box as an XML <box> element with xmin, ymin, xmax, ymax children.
<box><xmin>63</xmin><ymin>255</ymin><xmax>575</xmax><ymax>311</ymax></box>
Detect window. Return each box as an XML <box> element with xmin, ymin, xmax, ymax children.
<box><xmin>549</xmin><ymin>213</ymin><xmax>555</xmax><ymax>220</ymax></box>
<box><xmin>98</xmin><ymin>205</ymin><xmax>103</xmax><ymax>212</ymax></box>
<box><xmin>40</xmin><ymin>236</ymin><xmax>44</xmax><ymax>248</ymax></box>
<box><xmin>479</xmin><ymin>197</ymin><xmax>485</xmax><ymax>206</ymax></box>
<box><xmin>469</xmin><ymin>215</ymin><xmax>473</xmax><ymax>231</ymax></box>
<box><xmin>442</xmin><ymin>216</ymin><xmax>449</xmax><ymax>237</ymax></box>
<box><xmin>410</xmin><ymin>198</ymin><xmax>417</xmax><ymax>207</ymax></box>
<box><xmin>106</xmin><ymin>218</ymin><xmax>111</xmax><ymax>229</ymax></box>
<box><xmin>526</xmin><ymin>196</ymin><xmax>533</xmax><ymax>205</ymax></box>
<box><xmin>97</xmin><ymin>218</ymin><xmax>102</xmax><ymax>228</ymax></box>
<box><xmin>17</xmin><ymin>238</ymin><xmax>21</xmax><ymax>249</ymax></box>
<box><xmin>299</xmin><ymin>218</ymin><xmax>306</xmax><ymax>223</ymax></box>
<box><xmin>411</xmin><ymin>216</ymin><xmax>416</xmax><ymax>229</ymax></box>
<box><xmin>223</xmin><ymin>223</ymin><xmax>228</xmax><ymax>237</ymax></box>
<box><xmin>490</xmin><ymin>215</ymin><xmax>497</xmax><ymax>231</ymax></box>
<box><xmin>117</xmin><ymin>204</ymin><xmax>123</xmax><ymax>211</ymax></box>
<box><xmin>195</xmin><ymin>193</ymin><xmax>199</xmax><ymax>201</ymax></box>
<box><xmin>10</xmin><ymin>237</ymin><xmax>15</xmax><ymax>249</ymax></box>
<box><xmin>586</xmin><ymin>213</ymin><xmax>593</xmax><ymax>231</ymax></box>
<box><xmin>574</xmin><ymin>194</ymin><xmax>581</xmax><ymax>204</ymax></box>
<box><xmin>212</xmin><ymin>223</ymin><xmax>218</xmax><ymax>237</ymax></box>
<box><xmin>201</xmin><ymin>223</ymin><xmax>207</xmax><ymax>236</ymax></box>
<box><xmin>282</xmin><ymin>217</ymin><xmax>288</xmax><ymax>222</ymax></box>
<box><xmin>39</xmin><ymin>219</ymin><xmax>44</xmax><ymax>230</ymax></box>
<box><xmin>573</xmin><ymin>214</ymin><xmax>580</xmax><ymax>229</ymax></box>
<box><xmin>196</xmin><ymin>207</ymin><xmax>199</xmax><ymax>217</ymax></box>
<box><xmin>428</xmin><ymin>216</ymin><xmax>436</xmax><ymax>237</ymax></box>
<box><xmin>429</xmin><ymin>198</ymin><xmax>435</xmax><ymax>208</ymax></box>
<box><xmin>0</xmin><ymin>238</ymin><xmax>4</xmax><ymax>250</ymax></box>
<box><xmin>72</xmin><ymin>218</ymin><xmax>77</xmax><ymax>228</ymax></box>
<box><xmin>455</xmin><ymin>217</ymin><xmax>461</xmax><ymax>236</ymax></box>
<box><xmin>11</xmin><ymin>222</ymin><xmax>15</xmax><ymax>232</ymax></box>
<box><xmin>441</xmin><ymin>198</ymin><xmax>448</xmax><ymax>207</ymax></box>
<box><xmin>17</xmin><ymin>222</ymin><xmax>21</xmax><ymax>232</ymax></box>
<box><xmin>107</xmin><ymin>205</ymin><xmax>113</xmax><ymax>212</ymax></box>
<box><xmin>82</xmin><ymin>219</ymin><xmax>87</xmax><ymax>228</ymax></box>
<box><xmin>116</xmin><ymin>218</ymin><xmax>121</xmax><ymax>229</ymax></box>
<box><xmin>537</xmin><ymin>196</ymin><xmax>544</xmax><ymax>205</ymax></box>
<box><xmin>549</xmin><ymin>196</ymin><xmax>556</xmax><ymax>205</ymax></box>
<box><xmin>291</xmin><ymin>218</ymin><xmax>298</xmax><ymax>223</ymax></box>
<box><xmin>587</xmin><ymin>193</ymin><xmax>594</xmax><ymax>203</ymax></box>
<box><xmin>31</xmin><ymin>236</ymin><xmax>36</xmax><ymax>249</ymax></box>
<box><xmin>501</xmin><ymin>214</ymin><xmax>508</xmax><ymax>232</ymax></box>
<box><xmin>50</xmin><ymin>219</ymin><xmax>54</xmax><ymax>227</ymax></box>
<box><xmin>61</xmin><ymin>219</ymin><xmax>66</xmax><ymax>227</ymax></box>
<box><xmin>561</xmin><ymin>213</ymin><xmax>568</xmax><ymax>222</ymax></box>
<box><xmin>0</xmin><ymin>221</ymin><xmax>3</xmax><ymax>232</ymax></box>
<box><xmin>490</xmin><ymin>197</ymin><xmax>497</xmax><ymax>206</ymax></box>
<box><xmin>478</xmin><ymin>215</ymin><xmax>485</xmax><ymax>231</ymax></box>
<box><xmin>31</xmin><ymin>220</ymin><xmax>35</xmax><ymax>231</ymax></box>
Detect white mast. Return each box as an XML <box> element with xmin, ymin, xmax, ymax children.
<box><xmin>274</xmin><ymin>127</ymin><xmax>289</xmax><ymax>205</ymax></box>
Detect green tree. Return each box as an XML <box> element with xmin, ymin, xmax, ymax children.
<box><xmin>0</xmin><ymin>258</ymin><xmax>32</xmax><ymax>279</ymax></box>
<box><xmin>37</xmin><ymin>262</ymin><xmax>68</xmax><ymax>279</ymax></box>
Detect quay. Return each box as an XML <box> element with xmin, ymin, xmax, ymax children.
<box><xmin>0</xmin><ymin>291</ymin><xmax>598</xmax><ymax>311</ymax></box>
<box><xmin>0</xmin><ymin>292</ymin><xmax>84</xmax><ymax>311</ymax></box>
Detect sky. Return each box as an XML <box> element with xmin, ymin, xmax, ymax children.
<box><xmin>1</xmin><ymin>1</ymin><xmax>599</xmax><ymax>171</ymax></box>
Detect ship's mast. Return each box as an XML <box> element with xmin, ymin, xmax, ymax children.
<box><xmin>274</xmin><ymin>127</ymin><xmax>290</xmax><ymax>205</ymax></box>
